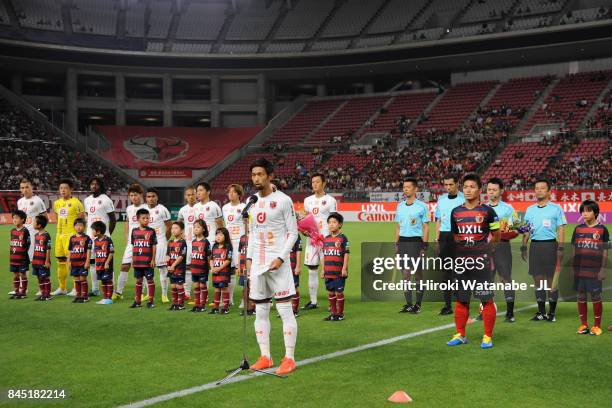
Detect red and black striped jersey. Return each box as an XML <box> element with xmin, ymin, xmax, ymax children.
<box><xmin>211</xmin><ymin>243</ymin><xmax>232</xmax><ymax>281</ymax></box>
<box><xmin>451</xmin><ymin>204</ymin><xmax>499</xmax><ymax>256</ymax></box>
<box><xmin>238</xmin><ymin>234</ymin><xmax>248</xmax><ymax>276</ymax></box>
<box><xmin>191</xmin><ymin>237</ymin><xmax>210</xmax><ymax>275</ymax></box>
<box><xmin>572</xmin><ymin>224</ymin><xmax>610</xmax><ymax>277</ymax></box>
<box><xmin>32</xmin><ymin>231</ymin><xmax>51</xmax><ymax>266</ymax></box>
<box><xmin>94</xmin><ymin>236</ymin><xmax>114</xmax><ymax>272</ymax></box>
<box><xmin>69</xmin><ymin>233</ymin><xmax>92</xmax><ymax>267</ymax></box>
<box><xmin>290</xmin><ymin>236</ymin><xmax>302</xmax><ymax>272</ymax></box>
<box><xmin>167</xmin><ymin>238</ymin><xmax>187</xmax><ymax>274</ymax></box>
<box><xmin>323</xmin><ymin>233</ymin><xmax>349</xmax><ymax>278</ymax></box>
<box><xmin>10</xmin><ymin>227</ymin><xmax>30</xmax><ymax>266</ymax></box>
<box><xmin>131</xmin><ymin>227</ymin><xmax>157</xmax><ymax>268</ymax></box>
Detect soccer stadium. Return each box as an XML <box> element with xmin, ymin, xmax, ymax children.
<box><xmin>0</xmin><ymin>0</ymin><xmax>611</xmax><ymax>407</ymax></box>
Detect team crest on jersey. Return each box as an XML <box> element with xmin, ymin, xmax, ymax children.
<box><xmin>256</xmin><ymin>212</ymin><xmax>267</xmax><ymax>223</ymax></box>
<box><xmin>188</xmin><ymin>215</ymin><xmax>194</xmax><ymax>222</ymax></box>
<box><xmin>312</xmin><ymin>207</ymin><xmax>319</xmax><ymax>215</ymax></box>
<box><xmin>29</xmin><ymin>201</ymin><xmax>33</xmax><ymax>206</ymax></box>
<box><xmin>228</xmin><ymin>215</ymin><xmax>234</xmax><ymax>222</ymax></box>
<box><xmin>335</xmin><ymin>240</ymin><xmax>341</xmax><ymax>248</ymax></box>
<box><xmin>593</xmin><ymin>232</ymin><xmax>600</xmax><ymax>240</ymax></box>
<box><xmin>124</xmin><ymin>136</ymin><xmax>188</xmax><ymax>163</ymax></box>
<box><xmin>68</xmin><ymin>203</ymin><xmax>72</xmax><ymax>208</ymax></box>
<box><xmin>206</xmin><ymin>206</ymin><xmax>210</xmax><ymax>211</ymax></box>
<box><xmin>475</xmin><ymin>215</ymin><xmax>484</xmax><ymax>223</ymax></box>
<box><xmin>270</xmin><ymin>202</ymin><xmax>277</xmax><ymax>209</ymax></box>
<box><xmin>322</xmin><ymin>200</ymin><xmax>326</xmax><ymax>206</ymax></box>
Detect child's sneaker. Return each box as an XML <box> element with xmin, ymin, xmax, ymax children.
<box><xmin>129</xmin><ymin>301</ymin><xmax>142</xmax><ymax>308</ymax></box>
<box><xmin>146</xmin><ymin>302</ymin><xmax>155</xmax><ymax>309</ymax></box>
<box><xmin>209</xmin><ymin>308</ymin><xmax>219</xmax><ymax>314</ymax></box>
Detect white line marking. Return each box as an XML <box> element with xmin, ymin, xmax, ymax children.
<box><xmin>119</xmin><ymin>303</ymin><xmax>541</xmax><ymax>408</ymax></box>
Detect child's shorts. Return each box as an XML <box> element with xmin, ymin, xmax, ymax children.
<box><xmin>32</xmin><ymin>265</ymin><xmax>50</xmax><ymax>278</ymax></box>
<box><xmin>70</xmin><ymin>267</ymin><xmax>88</xmax><ymax>277</ymax></box>
<box><xmin>134</xmin><ymin>267</ymin><xmax>154</xmax><ymax>280</ymax></box>
<box><xmin>325</xmin><ymin>277</ymin><xmax>346</xmax><ymax>293</ymax></box>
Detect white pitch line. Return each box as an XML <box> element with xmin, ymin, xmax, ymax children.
<box><xmin>118</xmin><ymin>303</ymin><xmax>542</xmax><ymax>408</ymax></box>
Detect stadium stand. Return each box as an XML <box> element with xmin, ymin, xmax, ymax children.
<box><xmin>11</xmin><ymin>0</ymin><xmax>63</xmax><ymax>32</ymax></box>
<box><xmin>0</xmin><ymin>99</ymin><xmax>130</xmax><ymax>191</ymax></box>
<box><xmin>461</xmin><ymin>0</ymin><xmax>513</xmax><ymax>24</ymax></box>
<box><xmin>0</xmin><ymin>2</ymin><xmax>9</xmax><ymax>26</ymax></box>
<box><xmin>71</xmin><ymin>0</ymin><xmax>117</xmax><ymax>36</ymax></box>
<box><xmin>147</xmin><ymin>0</ymin><xmax>173</xmax><ymax>39</ymax></box>
<box><xmin>226</xmin><ymin>0</ymin><xmax>281</xmax><ymax>40</ymax></box>
<box><xmin>176</xmin><ymin>1</ymin><xmax>230</xmax><ymax>41</ymax></box>
<box><xmin>544</xmin><ymin>137</ymin><xmax>611</xmax><ymax>188</ymax></box>
<box><xmin>367</xmin><ymin>0</ymin><xmax>429</xmax><ymax>34</ymax></box>
<box><xmin>124</xmin><ymin>0</ymin><xmax>146</xmax><ymax>37</ymax></box>
<box><xmin>367</xmin><ymin>92</ymin><xmax>438</xmax><ymax>136</ymax></box>
<box><xmin>320</xmin><ymin>0</ymin><xmax>385</xmax><ymax>38</ymax></box>
<box><xmin>274</xmin><ymin>0</ymin><xmax>334</xmax><ymax>40</ymax></box>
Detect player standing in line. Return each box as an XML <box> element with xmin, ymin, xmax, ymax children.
<box><xmin>246</xmin><ymin>158</ymin><xmax>299</xmax><ymax>375</ymax></box>
<box><xmin>144</xmin><ymin>189</ymin><xmax>172</xmax><ymax>304</ymax></box>
<box><xmin>9</xmin><ymin>210</ymin><xmax>30</xmax><ymax>299</ymax></box>
<box><xmin>447</xmin><ymin>174</ymin><xmax>500</xmax><ymax>349</ymax></box>
<box><xmin>84</xmin><ymin>178</ymin><xmax>116</xmax><ymax>297</ymax></box>
<box><xmin>32</xmin><ymin>215</ymin><xmax>52</xmax><ymax>301</ymax></box>
<box><xmin>91</xmin><ymin>221</ymin><xmax>115</xmax><ymax>305</ymax></box>
<box><xmin>290</xmin><ymin>235</ymin><xmax>302</xmax><ymax>317</ymax></box>
<box><xmin>113</xmin><ymin>183</ymin><xmax>147</xmax><ymax>300</ymax></box>
<box><xmin>521</xmin><ymin>179</ymin><xmax>566</xmax><ymax>322</ymax></box>
<box><xmin>322</xmin><ymin>213</ymin><xmax>350</xmax><ymax>321</ymax></box>
<box><xmin>434</xmin><ymin>174</ymin><xmax>464</xmax><ymax>315</ymax></box>
<box><xmin>395</xmin><ymin>178</ymin><xmax>430</xmax><ymax>314</ymax></box>
<box><xmin>167</xmin><ymin>221</ymin><xmax>188</xmax><ymax>311</ymax></box>
<box><xmin>222</xmin><ymin>184</ymin><xmax>246</xmax><ymax>307</ymax></box>
<box><xmin>130</xmin><ymin>208</ymin><xmax>157</xmax><ymax>309</ymax></box>
<box><xmin>209</xmin><ymin>228</ymin><xmax>233</xmax><ymax>314</ymax></box>
<box><xmin>486</xmin><ymin>178</ymin><xmax>520</xmax><ymax>322</ymax></box>
<box><xmin>12</xmin><ymin>178</ymin><xmax>47</xmax><ymax>296</ymax></box>
<box><xmin>302</xmin><ymin>173</ymin><xmax>337</xmax><ymax>311</ymax></box>
<box><xmin>177</xmin><ymin>186</ymin><xmax>197</xmax><ymax>301</ymax></box>
<box><xmin>572</xmin><ymin>200</ymin><xmax>609</xmax><ymax>336</ymax></box>
<box><xmin>67</xmin><ymin>219</ymin><xmax>92</xmax><ymax>303</ymax></box>
<box><xmin>194</xmin><ymin>182</ymin><xmax>224</xmax><ymax>246</ymax></box>
<box><xmin>190</xmin><ymin>220</ymin><xmax>211</xmax><ymax>312</ymax></box>
<box><xmin>51</xmin><ymin>179</ymin><xmax>85</xmax><ymax>297</ymax></box>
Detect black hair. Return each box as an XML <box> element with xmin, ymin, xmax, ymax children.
<box><xmin>249</xmin><ymin>157</ymin><xmax>274</xmax><ymax>175</ymax></box>
<box><xmin>89</xmin><ymin>177</ymin><xmax>106</xmax><ymax>194</ymax></box>
<box><xmin>535</xmin><ymin>178</ymin><xmax>551</xmax><ymax>190</ymax></box>
<box><xmin>34</xmin><ymin>215</ymin><xmax>48</xmax><ymax>229</ymax></box>
<box><xmin>136</xmin><ymin>208</ymin><xmax>150</xmax><ymax>218</ymax></box>
<box><xmin>462</xmin><ymin>173</ymin><xmax>482</xmax><ymax>189</ymax></box>
<box><xmin>12</xmin><ymin>210</ymin><xmax>27</xmax><ymax>221</ymax></box>
<box><xmin>196</xmin><ymin>182</ymin><xmax>211</xmax><ymax>192</ymax></box>
<box><xmin>215</xmin><ymin>227</ymin><xmax>233</xmax><ymax>251</ymax></box>
<box><xmin>91</xmin><ymin>220</ymin><xmax>107</xmax><ymax>235</ymax></box>
<box><xmin>173</xmin><ymin>220</ymin><xmax>185</xmax><ymax>230</ymax></box>
<box><xmin>327</xmin><ymin>212</ymin><xmax>344</xmax><ymax>224</ymax></box>
<box><xmin>487</xmin><ymin>177</ymin><xmax>504</xmax><ymax>190</ymax></box>
<box><xmin>59</xmin><ymin>178</ymin><xmax>74</xmax><ymax>189</ymax></box>
<box><xmin>146</xmin><ymin>188</ymin><xmax>159</xmax><ymax>196</ymax></box>
<box><xmin>311</xmin><ymin>173</ymin><xmax>326</xmax><ymax>183</ymax></box>
<box><xmin>73</xmin><ymin>217</ymin><xmax>86</xmax><ymax>226</ymax></box>
<box><xmin>579</xmin><ymin>200</ymin><xmax>600</xmax><ymax>217</ymax></box>
<box><xmin>403</xmin><ymin>177</ymin><xmax>418</xmax><ymax>187</ymax></box>
<box><xmin>193</xmin><ymin>219</ymin><xmax>209</xmax><ymax>237</ymax></box>
<box><xmin>442</xmin><ymin>173</ymin><xmax>460</xmax><ymax>183</ymax></box>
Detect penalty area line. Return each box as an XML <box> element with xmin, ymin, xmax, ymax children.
<box><xmin>118</xmin><ymin>303</ymin><xmax>540</xmax><ymax>408</ymax></box>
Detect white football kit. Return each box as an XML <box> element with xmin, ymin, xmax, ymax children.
<box><xmin>147</xmin><ymin>204</ymin><xmax>171</xmax><ymax>266</ymax></box>
<box><xmin>178</xmin><ymin>203</ymin><xmax>198</xmax><ymax>264</ymax></box>
<box><xmin>222</xmin><ymin>202</ymin><xmax>246</xmax><ymax>268</ymax></box>
<box><xmin>84</xmin><ymin>194</ymin><xmax>115</xmax><ymax>239</ymax></box>
<box><xmin>121</xmin><ymin>203</ymin><xmax>147</xmax><ymax>264</ymax></box>
<box><xmin>247</xmin><ymin>189</ymin><xmax>298</xmax><ymax>300</ymax></box>
<box><xmin>17</xmin><ymin>195</ymin><xmax>47</xmax><ymax>260</ymax></box>
<box><xmin>303</xmin><ymin>193</ymin><xmax>337</xmax><ymax>266</ymax></box>
<box><xmin>194</xmin><ymin>200</ymin><xmax>223</xmax><ymax>245</ymax></box>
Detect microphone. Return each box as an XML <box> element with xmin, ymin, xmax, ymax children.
<box><xmin>241</xmin><ymin>195</ymin><xmax>258</xmax><ymax>218</ymax></box>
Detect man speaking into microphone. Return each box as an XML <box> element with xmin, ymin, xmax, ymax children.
<box><xmin>245</xmin><ymin>158</ymin><xmax>299</xmax><ymax>376</ymax></box>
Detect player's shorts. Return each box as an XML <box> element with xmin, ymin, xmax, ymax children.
<box><xmin>574</xmin><ymin>276</ymin><xmax>603</xmax><ymax>294</ymax></box>
<box><xmin>169</xmin><ymin>272</ymin><xmax>186</xmax><ymax>284</ymax></box>
<box><xmin>121</xmin><ymin>243</ymin><xmax>133</xmax><ymax>265</ymax></box>
<box><xmin>156</xmin><ymin>240</ymin><xmax>168</xmax><ymax>267</ymax></box>
<box><xmin>438</xmin><ymin>232</ymin><xmax>456</xmax><ymax>268</ymax></box>
<box><xmin>492</xmin><ymin>242</ymin><xmax>512</xmax><ymax>281</ymax></box>
<box><xmin>9</xmin><ymin>264</ymin><xmax>29</xmax><ymax>273</ymax></box>
<box><xmin>55</xmin><ymin>234</ymin><xmax>71</xmax><ymax>259</ymax></box>
<box><xmin>249</xmin><ymin>263</ymin><xmax>296</xmax><ymax>301</ymax></box>
<box><xmin>397</xmin><ymin>236</ymin><xmax>424</xmax><ymax>271</ymax></box>
<box><xmin>325</xmin><ymin>277</ymin><xmax>346</xmax><ymax>293</ymax></box>
<box><xmin>230</xmin><ymin>239</ymin><xmax>240</xmax><ymax>268</ymax></box>
<box><xmin>528</xmin><ymin>240</ymin><xmax>558</xmax><ymax>277</ymax></box>
<box><xmin>134</xmin><ymin>267</ymin><xmax>154</xmax><ymax>280</ymax></box>
<box><xmin>70</xmin><ymin>266</ymin><xmax>88</xmax><ymax>277</ymax></box>
<box><xmin>239</xmin><ymin>275</ymin><xmax>247</xmax><ymax>287</ymax></box>
<box><xmin>32</xmin><ymin>265</ymin><xmax>50</xmax><ymax>278</ymax></box>
<box><xmin>213</xmin><ymin>280</ymin><xmax>229</xmax><ymax>289</ymax></box>
<box><xmin>454</xmin><ymin>257</ymin><xmax>493</xmax><ymax>303</ymax></box>
<box><xmin>304</xmin><ymin>237</ymin><xmax>324</xmax><ymax>267</ymax></box>
<box><xmin>192</xmin><ymin>273</ymin><xmax>209</xmax><ymax>284</ymax></box>
<box><xmin>96</xmin><ymin>269</ymin><xmax>113</xmax><ymax>281</ymax></box>
<box><xmin>293</xmin><ymin>273</ymin><xmax>300</xmax><ymax>288</ymax></box>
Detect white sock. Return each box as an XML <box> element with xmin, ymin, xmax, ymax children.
<box><xmin>184</xmin><ymin>271</ymin><xmax>193</xmax><ymax>296</ymax></box>
<box><xmin>90</xmin><ymin>265</ymin><xmax>99</xmax><ymax>291</ymax></box>
<box><xmin>276</xmin><ymin>302</ymin><xmax>297</xmax><ymax>360</ymax></box>
<box><xmin>117</xmin><ymin>271</ymin><xmax>128</xmax><ymax>294</ymax></box>
<box><xmin>254</xmin><ymin>302</ymin><xmax>271</xmax><ymax>358</ymax></box>
<box><xmin>159</xmin><ymin>266</ymin><xmax>168</xmax><ymax>297</ymax></box>
<box><xmin>308</xmin><ymin>268</ymin><xmax>319</xmax><ymax>304</ymax></box>
<box><xmin>228</xmin><ymin>274</ymin><xmax>236</xmax><ymax>305</ymax></box>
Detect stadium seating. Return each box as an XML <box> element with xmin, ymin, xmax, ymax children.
<box><xmin>124</xmin><ymin>1</ymin><xmax>146</xmax><ymax>37</ymax></box>
<box><xmin>226</xmin><ymin>0</ymin><xmax>281</xmax><ymax>40</ymax></box>
<box><xmin>367</xmin><ymin>92</ymin><xmax>438</xmax><ymax>136</ymax></box>
<box><xmin>367</xmin><ymin>0</ymin><xmax>429</xmax><ymax>34</ymax></box>
<box><xmin>522</xmin><ymin>71</ymin><xmax>611</xmax><ymax>133</ymax></box>
<box><xmin>147</xmin><ymin>0</ymin><xmax>173</xmax><ymax>39</ymax></box>
<box><xmin>482</xmin><ymin>141</ymin><xmax>561</xmax><ymax>187</ymax></box>
<box><xmin>176</xmin><ymin>1</ymin><xmax>227</xmax><ymax>40</ymax></box>
<box><xmin>544</xmin><ymin>137</ymin><xmax>611</xmax><ymax>187</ymax></box>
<box><xmin>274</xmin><ymin>0</ymin><xmax>334</xmax><ymax>40</ymax></box>
<box><xmin>0</xmin><ymin>2</ymin><xmax>9</xmax><ymax>26</ymax></box>
<box><xmin>461</xmin><ymin>0</ymin><xmax>513</xmax><ymax>24</ymax></box>
<box><xmin>71</xmin><ymin>0</ymin><xmax>117</xmax><ymax>36</ymax></box>
<box><xmin>266</xmin><ymin>99</ymin><xmax>345</xmax><ymax>146</ymax></box>
<box><xmin>513</xmin><ymin>0</ymin><xmax>565</xmax><ymax>17</ymax></box>
<box><xmin>210</xmin><ymin>152</ymin><xmax>274</xmax><ymax>192</ymax></box>
<box><xmin>413</xmin><ymin>81</ymin><xmax>496</xmax><ymax>135</ymax></box>
<box><xmin>320</xmin><ymin>0</ymin><xmax>385</xmax><ymax>38</ymax></box>
<box><xmin>11</xmin><ymin>0</ymin><xmax>63</xmax><ymax>31</ymax></box>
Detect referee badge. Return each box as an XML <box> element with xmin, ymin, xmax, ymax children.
<box><xmin>270</xmin><ymin>201</ymin><xmax>277</xmax><ymax>209</ymax></box>
<box><xmin>410</xmin><ymin>218</ymin><xmax>417</xmax><ymax>225</ymax></box>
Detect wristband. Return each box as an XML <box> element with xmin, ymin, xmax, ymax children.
<box><xmin>276</xmin><ymin>257</ymin><xmax>285</xmax><ymax>264</ymax></box>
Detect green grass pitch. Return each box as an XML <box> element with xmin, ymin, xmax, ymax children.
<box><xmin>0</xmin><ymin>222</ymin><xmax>610</xmax><ymax>408</ymax></box>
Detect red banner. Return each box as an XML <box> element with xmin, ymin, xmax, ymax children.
<box><xmin>138</xmin><ymin>168</ymin><xmax>193</xmax><ymax>178</ymax></box>
<box><xmin>97</xmin><ymin>125</ymin><xmax>263</xmax><ymax>169</ymax></box>
<box><xmin>501</xmin><ymin>189</ymin><xmax>612</xmax><ymax>202</ymax></box>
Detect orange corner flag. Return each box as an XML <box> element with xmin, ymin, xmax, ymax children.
<box><xmin>388</xmin><ymin>391</ymin><xmax>412</xmax><ymax>403</ymax></box>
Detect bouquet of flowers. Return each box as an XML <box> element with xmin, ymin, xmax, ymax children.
<box><xmin>499</xmin><ymin>219</ymin><xmax>531</xmax><ymax>241</ymax></box>
<box><xmin>296</xmin><ymin>209</ymin><xmax>325</xmax><ymax>248</ymax></box>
